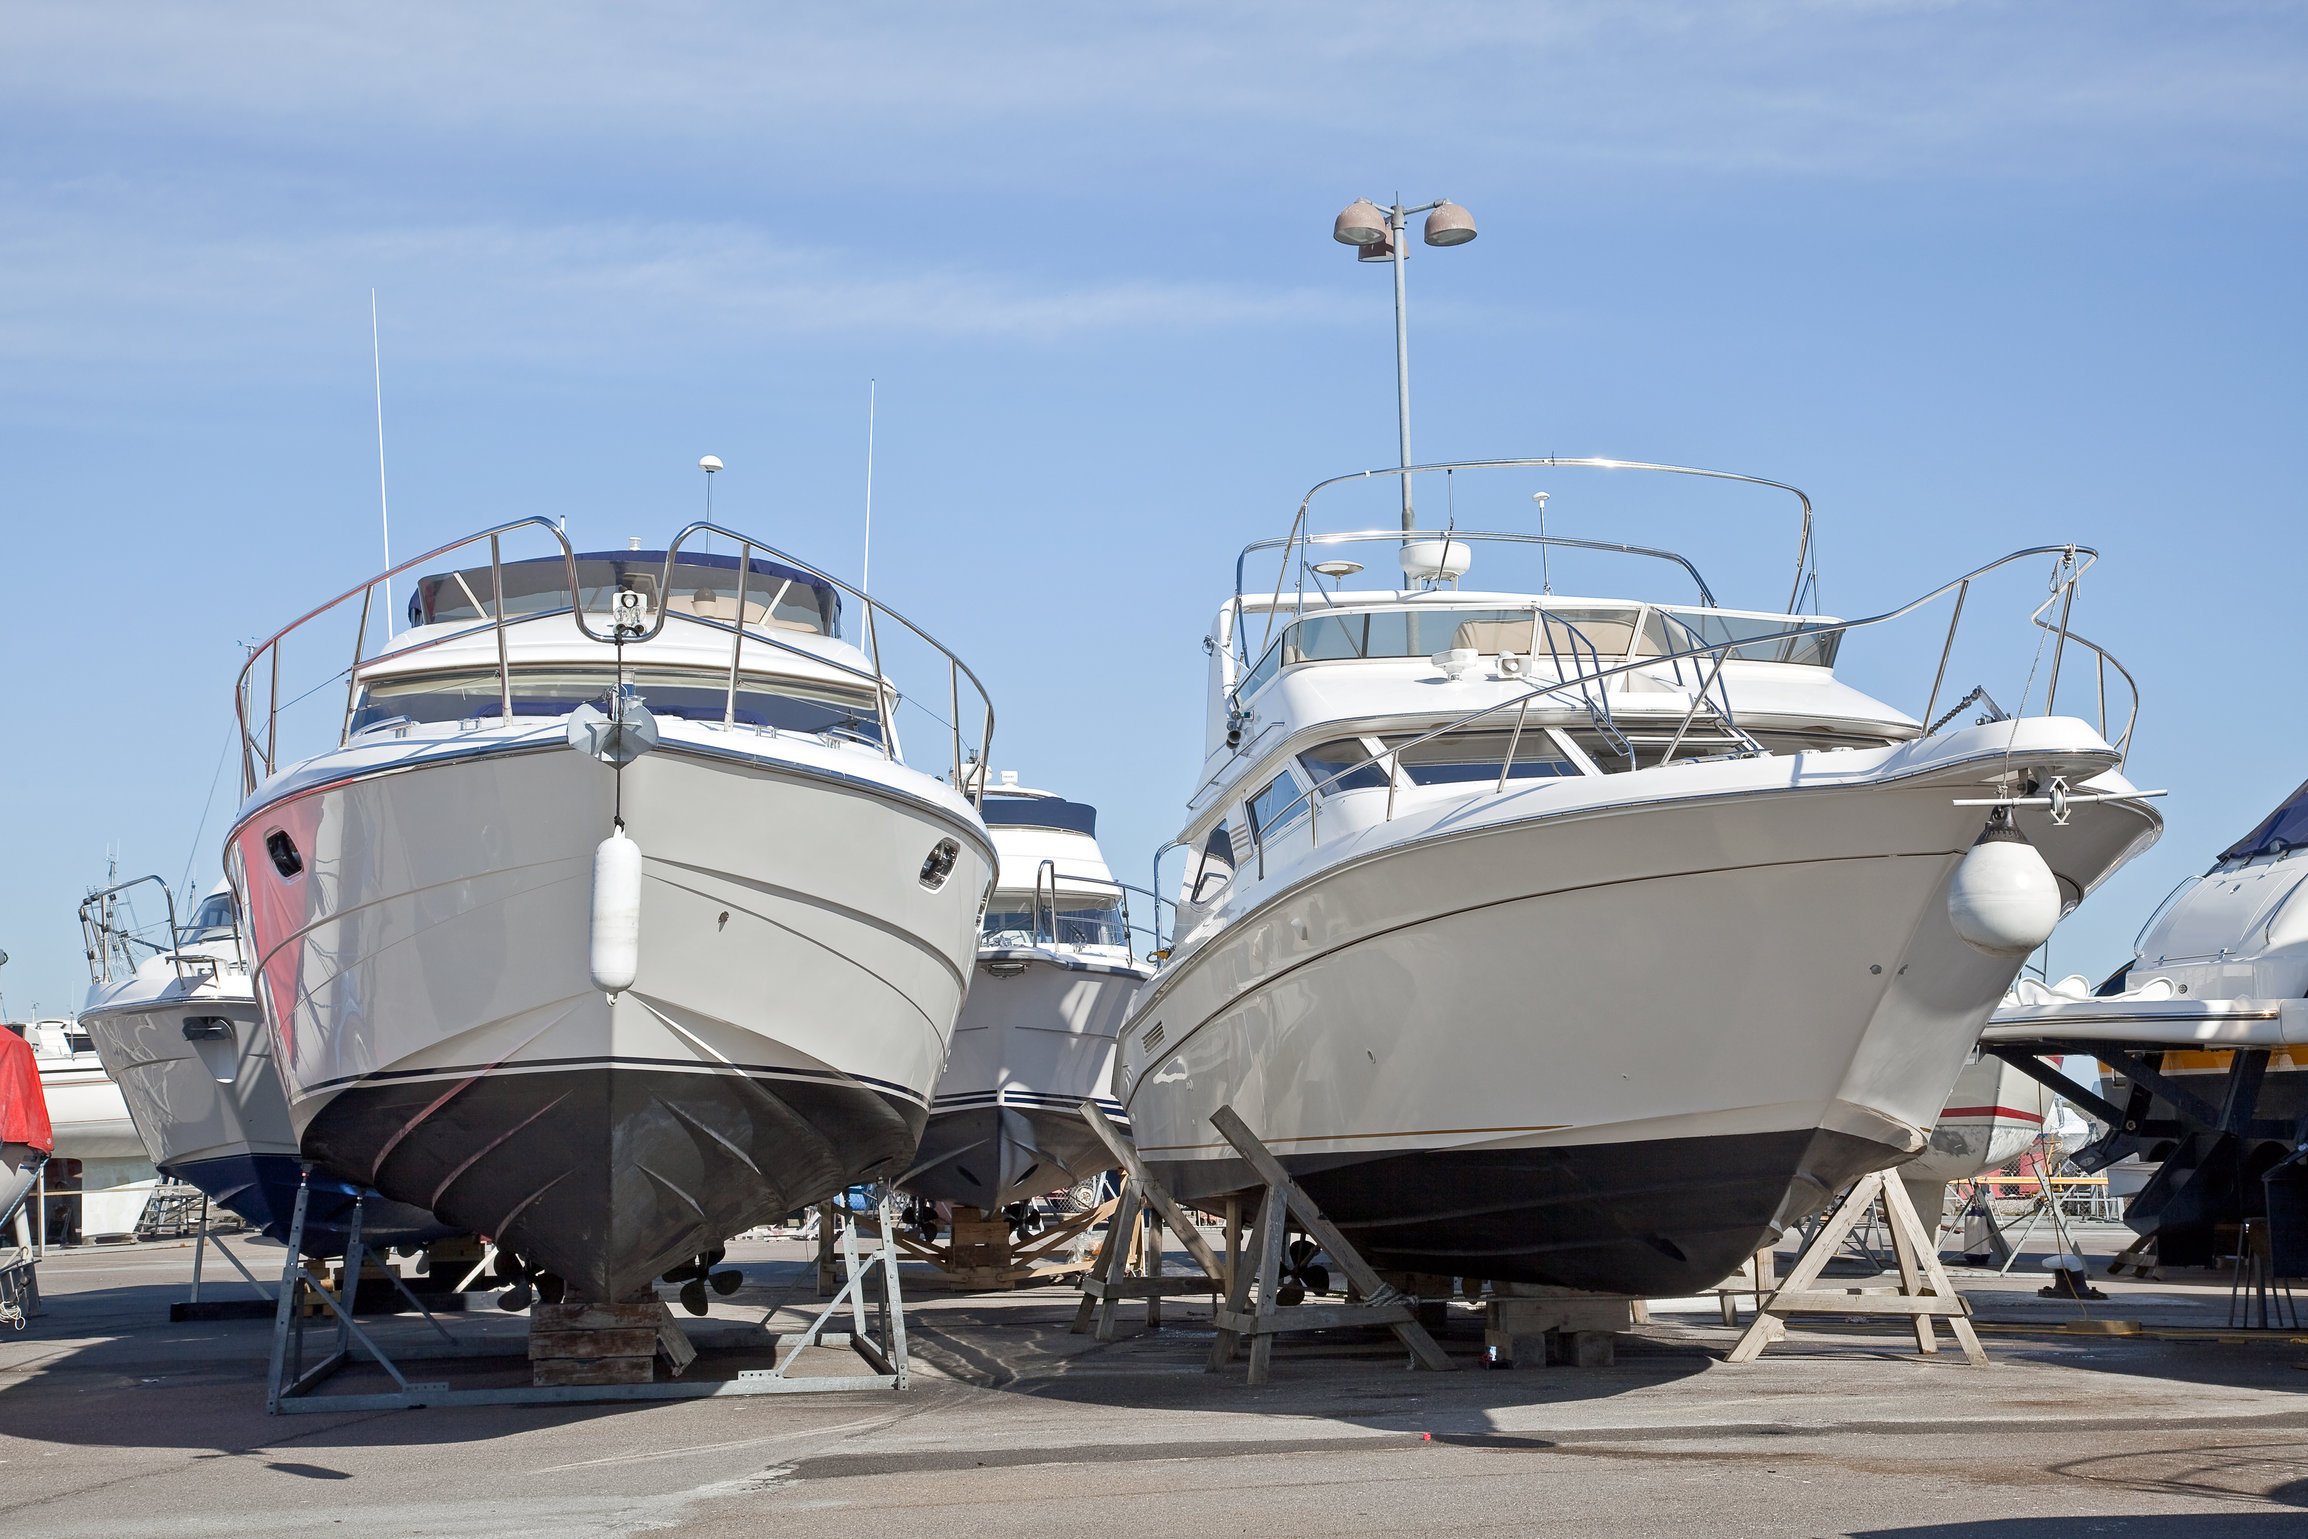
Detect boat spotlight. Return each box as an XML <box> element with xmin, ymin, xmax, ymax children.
<box><xmin>1946</xmin><ymin>806</ymin><xmax>2061</xmax><ymax>957</ymax></box>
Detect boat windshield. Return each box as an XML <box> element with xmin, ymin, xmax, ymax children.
<box><xmin>1654</xmin><ymin>609</ymin><xmax>1840</xmax><ymax>667</ymax></box>
<box><xmin>1240</xmin><ymin>605</ymin><xmax>1658</xmax><ymax>701</ymax></box>
<box><xmin>350</xmin><ymin>667</ymin><xmax>884</xmax><ymax>744</ymax></box>
<box><xmin>1238</xmin><ymin>603</ymin><xmax>1841</xmax><ymax>701</ymax></box>
<box><xmin>408</xmin><ymin>551</ymin><xmax>842</xmax><ymax>637</ymax></box>
<box><xmin>982</xmin><ymin>894</ymin><xmax>1128</xmax><ymax>949</ymax></box>
<box><xmin>180</xmin><ymin>890</ymin><xmax>239</xmax><ymax>943</ymax></box>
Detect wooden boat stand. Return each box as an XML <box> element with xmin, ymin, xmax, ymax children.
<box><xmin>266</xmin><ymin>1167</ymin><xmax>913</xmax><ymax>1411</ymax></box>
<box><xmin>1203</xmin><ymin>1105</ymin><xmax>1454</xmax><ymax>1384</ymax></box>
<box><xmin>858</xmin><ymin>1196</ymin><xmax>1118</xmax><ymax>1291</ymax></box>
<box><xmin>1725</xmin><ymin>1168</ymin><xmax>1988</xmax><ymax>1366</ymax></box>
<box><xmin>1066</xmin><ymin>1102</ymin><xmax>1452</xmax><ymax>1384</ymax></box>
<box><xmin>1070</xmin><ymin>1102</ymin><xmax>1226</xmax><ymax>1339</ymax></box>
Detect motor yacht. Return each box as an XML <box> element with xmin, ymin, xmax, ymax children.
<box><xmin>226</xmin><ymin>521</ymin><xmax>997</xmax><ymax>1301</ymax></box>
<box><xmin>76</xmin><ymin>876</ymin><xmax>447</xmax><ymax>1251</ymax></box>
<box><xmin>1984</xmin><ymin>776</ymin><xmax>2308</xmax><ymax>1269</ymax></box>
<box><xmin>1115</xmin><ymin>457</ymin><xmax>2162</xmax><ymax>1297</ymax></box>
<box><xmin>903</xmin><ymin>777</ymin><xmax>1154</xmax><ymax>1214</ymax></box>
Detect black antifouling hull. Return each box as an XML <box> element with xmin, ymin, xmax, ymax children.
<box><xmin>303</xmin><ymin>1065</ymin><xmax>924</xmax><ymax>1300</ymax></box>
<box><xmin>1149</xmin><ymin>1126</ymin><xmax>1899</xmax><ymax>1297</ymax></box>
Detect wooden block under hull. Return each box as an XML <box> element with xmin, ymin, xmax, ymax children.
<box><xmin>532</xmin><ymin>1356</ymin><xmax>654</xmax><ymax>1387</ymax></box>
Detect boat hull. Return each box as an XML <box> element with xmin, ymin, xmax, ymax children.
<box><xmin>1121</xmin><ymin>732</ymin><xmax>2155</xmax><ymax>1295</ymax></box>
<box><xmin>230</xmin><ymin>730</ymin><xmax>990</xmax><ymax>1299</ymax></box>
<box><xmin>79</xmin><ymin>978</ymin><xmax>447</xmax><ymax>1251</ymax></box>
<box><xmin>906</xmin><ymin>950</ymin><xmax>1143</xmax><ymax>1209</ymax></box>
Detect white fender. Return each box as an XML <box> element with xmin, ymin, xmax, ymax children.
<box><xmin>1948</xmin><ymin>821</ymin><xmax>2061</xmax><ymax>956</ymax></box>
<box><xmin>590</xmin><ymin>827</ymin><xmax>642</xmax><ymax>994</ymax></box>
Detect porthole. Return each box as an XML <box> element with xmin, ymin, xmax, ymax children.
<box><xmin>919</xmin><ymin>837</ymin><xmax>961</xmax><ymax>891</ymax></box>
<box><xmin>264</xmin><ymin>830</ymin><xmax>304</xmax><ymax>879</ymax></box>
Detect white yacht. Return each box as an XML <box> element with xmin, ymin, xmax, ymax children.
<box><xmin>76</xmin><ymin>876</ymin><xmax>446</xmax><ymax>1250</ymax></box>
<box><xmin>1983</xmin><ymin>776</ymin><xmax>2308</xmax><ymax>1269</ymax></box>
<box><xmin>1115</xmin><ymin>457</ymin><xmax>2162</xmax><ymax>1297</ymax></box>
<box><xmin>1895</xmin><ymin>1048</ymin><xmax>2055</xmax><ymax>1227</ymax></box>
<box><xmin>903</xmin><ymin>778</ymin><xmax>1154</xmax><ymax>1213</ymax></box>
<box><xmin>226</xmin><ymin>523</ymin><xmax>997</xmax><ymax>1301</ymax></box>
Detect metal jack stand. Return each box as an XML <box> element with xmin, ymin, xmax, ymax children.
<box><xmin>1</xmin><ymin>1165</ymin><xmax>42</xmax><ymax>1329</ymax></box>
<box><xmin>174</xmin><ymin>1196</ymin><xmax>278</xmax><ymax>1321</ymax></box>
<box><xmin>1070</xmin><ymin>1103</ymin><xmax>1225</xmax><ymax>1340</ymax></box>
<box><xmin>1204</xmin><ymin>1105</ymin><xmax>1454</xmax><ymax>1386</ymax></box>
<box><xmin>266</xmin><ymin>1169</ymin><xmax>911</xmax><ymax>1412</ymax></box>
<box><xmin>1726</xmin><ymin>1170</ymin><xmax>1988</xmax><ymax>1366</ymax></box>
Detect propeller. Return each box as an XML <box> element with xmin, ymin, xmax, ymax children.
<box><xmin>662</xmin><ymin>1248</ymin><xmax>742</xmax><ymax>1312</ymax></box>
<box><xmin>1272</xmin><ymin>1237</ymin><xmax>1330</xmax><ymax>1307</ymax></box>
<box><xmin>493</xmin><ymin>1250</ymin><xmax>532</xmax><ymax>1311</ymax></box>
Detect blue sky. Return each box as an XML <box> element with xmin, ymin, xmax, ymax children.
<box><xmin>3</xmin><ymin>2</ymin><xmax>2303</xmax><ymax>1015</ymax></box>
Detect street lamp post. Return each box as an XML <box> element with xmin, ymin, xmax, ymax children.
<box><xmin>1333</xmin><ymin>197</ymin><xmax>1478</xmax><ymax>530</ymax></box>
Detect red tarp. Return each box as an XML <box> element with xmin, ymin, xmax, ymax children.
<box><xmin>0</xmin><ymin>1031</ymin><xmax>54</xmax><ymax>1153</ymax></box>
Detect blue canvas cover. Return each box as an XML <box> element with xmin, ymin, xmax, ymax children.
<box><xmin>2220</xmin><ymin>777</ymin><xmax>2308</xmax><ymax>861</ymax></box>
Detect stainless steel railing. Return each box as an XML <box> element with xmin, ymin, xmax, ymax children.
<box><xmin>76</xmin><ymin>874</ymin><xmax>218</xmax><ymax>986</ymax></box>
<box><xmin>1022</xmin><ymin>859</ymin><xmax>1175</xmax><ymax>958</ymax></box>
<box><xmin>1232</xmin><ymin>544</ymin><xmax>2138</xmax><ymax>879</ymax></box>
<box><xmin>233</xmin><ymin>517</ymin><xmax>996</xmax><ymax>806</ymax></box>
<box><xmin>1234</xmin><ymin>455</ymin><xmax>1819</xmax><ymax>676</ymax></box>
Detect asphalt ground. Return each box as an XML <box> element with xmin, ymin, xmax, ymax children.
<box><xmin>3</xmin><ymin>1221</ymin><xmax>2306</xmax><ymax>1537</ymax></box>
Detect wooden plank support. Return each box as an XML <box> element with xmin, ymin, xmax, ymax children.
<box><xmin>1204</xmin><ymin>1104</ymin><xmax>1455</xmax><ymax>1385</ymax></box>
<box><xmin>1068</xmin><ymin>1102</ymin><xmax>1226</xmax><ymax>1341</ymax></box>
<box><xmin>1724</xmin><ymin>1169</ymin><xmax>1988</xmax><ymax>1367</ymax></box>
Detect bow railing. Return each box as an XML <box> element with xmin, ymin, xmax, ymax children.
<box><xmin>231</xmin><ymin>518</ymin><xmax>995</xmax><ymax>807</ymax></box>
<box><xmin>1230</xmin><ymin>544</ymin><xmax>2139</xmax><ymax>880</ymax></box>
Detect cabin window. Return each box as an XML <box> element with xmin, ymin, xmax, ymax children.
<box><xmin>1383</xmin><ymin>729</ymin><xmax>1580</xmax><ymax>786</ymax></box>
<box><xmin>1297</xmin><ymin>738</ymin><xmax>1390</xmax><ymax>794</ymax></box>
<box><xmin>180</xmin><ymin>891</ymin><xmax>239</xmax><ymax>943</ymax></box>
<box><xmin>981</xmin><ymin>894</ymin><xmax>1129</xmax><ymax>950</ymax></box>
<box><xmin>1186</xmin><ymin>821</ymin><xmax>1237</xmax><ymax>905</ymax></box>
<box><xmin>349</xmin><ymin>668</ymin><xmax>883</xmax><ymax>744</ymax></box>
<box><xmin>1246</xmin><ymin>772</ymin><xmax>1311</xmax><ymax>842</ymax></box>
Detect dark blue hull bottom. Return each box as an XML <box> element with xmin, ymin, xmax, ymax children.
<box><xmin>169</xmin><ymin>1152</ymin><xmax>455</xmax><ymax>1257</ymax></box>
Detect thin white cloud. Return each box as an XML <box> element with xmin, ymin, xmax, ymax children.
<box><xmin>3</xmin><ymin>1</ymin><xmax>2300</xmax><ymax>180</ymax></box>
<box><xmin>0</xmin><ymin>215</ymin><xmax>1356</xmax><ymax>374</ymax></box>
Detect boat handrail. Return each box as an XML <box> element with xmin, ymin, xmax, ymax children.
<box><xmin>1024</xmin><ymin>860</ymin><xmax>1174</xmax><ymax>958</ymax></box>
<box><xmin>1236</xmin><ymin>456</ymin><xmax>1816</xmax><ymax>670</ymax></box>
<box><xmin>1233</xmin><ymin>526</ymin><xmax>1719</xmax><ymax>624</ymax></box>
<box><xmin>1235</xmin><ymin>544</ymin><xmax>2139</xmax><ymax>879</ymax></box>
<box><xmin>76</xmin><ymin>873</ymin><xmax>188</xmax><ymax>986</ymax></box>
<box><xmin>232</xmin><ymin>517</ymin><xmax>995</xmax><ymax>808</ymax></box>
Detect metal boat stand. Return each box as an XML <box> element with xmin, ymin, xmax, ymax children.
<box><xmin>265</xmin><ymin>1168</ymin><xmax>913</xmax><ymax>1411</ymax></box>
<box><xmin>1069</xmin><ymin>1102</ymin><xmax>1225</xmax><ymax>1340</ymax></box>
<box><xmin>1726</xmin><ymin>1169</ymin><xmax>1988</xmax><ymax>1366</ymax></box>
<box><xmin>173</xmin><ymin>1195</ymin><xmax>279</xmax><ymax>1321</ymax></box>
<box><xmin>1203</xmin><ymin>1104</ymin><xmax>1455</xmax><ymax>1386</ymax></box>
<box><xmin>1</xmin><ymin>1165</ymin><xmax>42</xmax><ymax>1329</ymax></box>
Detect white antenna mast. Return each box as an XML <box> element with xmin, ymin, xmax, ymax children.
<box><xmin>861</xmin><ymin>379</ymin><xmax>876</xmax><ymax>592</ymax></box>
<box><xmin>372</xmin><ymin>290</ymin><xmax>394</xmax><ymax>632</ymax></box>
